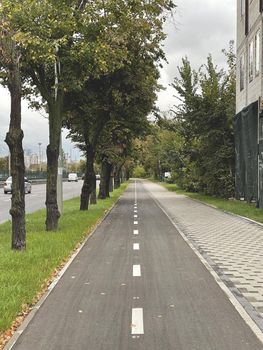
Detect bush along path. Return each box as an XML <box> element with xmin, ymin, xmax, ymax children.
<box><xmin>0</xmin><ymin>183</ymin><xmax>128</xmax><ymax>348</ymax></box>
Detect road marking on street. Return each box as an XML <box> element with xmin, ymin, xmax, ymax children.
<box><xmin>134</xmin><ymin>210</ymin><xmax>137</xmax><ymax>213</ymax></box>
<box><xmin>133</xmin><ymin>264</ymin><xmax>141</xmax><ymax>276</ymax></box>
<box><xmin>134</xmin><ymin>221</ymin><xmax>138</xmax><ymax>225</ymax></box>
<box><xmin>133</xmin><ymin>229</ymin><xmax>139</xmax><ymax>235</ymax></box>
<box><xmin>135</xmin><ymin>180</ymin><xmax>137</xmax><ymax>204</ymax></box>
<box><xmin>134</xmin><ymin>214</ymin><xmax>138</xmax><ymax>218</ymax></box>
<box><xmin>133</xmin><ymin>243</ymin><xmax>140</xmax><ymax>250</ymax></box>
<box><xmin>78</xmin><ymin>310</ymin><xmax>83</xmax><ymax>313</ymax></box>
<box><xmin>131</xmin><ymin>308</ymin><xmax>144</xmax><ymax>335</ymax></box>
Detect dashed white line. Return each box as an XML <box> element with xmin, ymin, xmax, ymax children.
<box><xmin>134</xmin><ymin>221</ymin><xmax>138</xmax><ymax>225</ymax></box>
<box><xmin>133</xmin><ymin>229</ymin><xmax>139</xmax><ymax>235</ymax></box>
<box><xmin>131</xmin><ymin>308</ymin><xmax>144</xmax><ymax>334</ymax></box>
<box><xmin>134</xmin><ymin>210</ymin><xmax>137</xmax><ymax>213</ymax></box>
<box><xmin>133</xmin><ymin>265</ymin><xmax>141</xmax><ymax>277</ymax></box>
<box><xmin>134</xmin><ymin>215</ymin><xmax>138</xmax><ymax>218</ymax></box>
<box><xmin>133</xmin><ymin>243</ymin><xmax>140</xmax><ymax>250</ymax></box>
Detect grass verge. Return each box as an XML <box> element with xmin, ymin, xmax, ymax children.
<box><xmin>156</xmin><ymin>182</ymin><xmax>263</xmax><ymax>224</ymax></box>
<box><xmin>0</xmin><ymin>183</ymin><xmax>128</xmax><ymax>341</ymax></box>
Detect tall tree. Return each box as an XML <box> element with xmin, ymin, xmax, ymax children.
<box><xmin>0</xmin><ymin>15</ymin><xmax>26</xmax><ymax>250</ymax></box>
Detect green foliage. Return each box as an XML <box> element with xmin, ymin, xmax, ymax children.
<box><xmin>0</xmin><ymin>157</ymin><xmax>8</xmax><ymax>171</ymax></box>
<box><xmin>169</xmin><ymin>42</ymin><xmax>236</xmax><ymax>198</ymax></box>
<box><xmin>136</xmin><ymin>42</ymin><xmax>236</xmax><ymax>198</ymax></box>
<box><xmin>133</xmin><ymin>165</ymin><xmax>146</xmax><ymax>178</ymax></box>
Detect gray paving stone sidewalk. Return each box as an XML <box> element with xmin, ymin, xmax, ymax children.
<box><xmin>144</xmin><ymin>181</ymin><xmax>263</xmax><ymax>321</ymax></box>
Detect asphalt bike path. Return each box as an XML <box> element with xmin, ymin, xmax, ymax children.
<box><xmin>5</xmin><ymin>181</ymin><xmax>263</xmax><ymax>349</ymax></box>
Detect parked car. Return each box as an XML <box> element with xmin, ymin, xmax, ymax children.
<box><xmin>3</xmin><ymin>176</ymin><xmax>32</xmax><ymax>194</ymax></box>
<box><xmin>68</xmin><ymin>173</ymin><xmax>78</xmax><ymax>182</ymax></box>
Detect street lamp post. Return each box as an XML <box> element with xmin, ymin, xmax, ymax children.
<box><xmin>55</xmin><ymin>44</ymin><xmax>63</xmax><ymax>214</ymax></box>
<box><xmin>38</xmin><ymin>142</ymin><xmax>42</xmax><ymax>172</ymax></box>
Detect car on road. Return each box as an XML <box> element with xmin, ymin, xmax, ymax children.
<box><xmin>68</xmin><ymin>173</ymin><xmax>78</xmax><ymax>182</ymax></box>
<box><xmin>4</xmin><ymin>176</ymin><xmax>32</xmax><ymax>194</ymax></box>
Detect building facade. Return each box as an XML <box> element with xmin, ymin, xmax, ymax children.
<box><xmin>236</xmin><ymin>0</ymin><xmax>263</xmax><ymax>113</ymax></box>
<box><xmin>235</xmin><ymin>0</ymin><xmax>263</xmax><ymax>206</ymax></box>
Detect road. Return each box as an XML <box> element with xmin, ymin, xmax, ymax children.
<box><xmin>0</xmin><ymin>181</ymin><xmax>84</xmax><ymax>224</ymax></box>
<box><xmin>6</xmin><ymin>180</ymin><xmax>263</xmax><ymax>350</ymax></box>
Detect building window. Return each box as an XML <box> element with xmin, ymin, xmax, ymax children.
<box><xmin>255</xmin><ymin>30</ymin><xmax>260</xmax><ymax>76</ymax></box>
<box><xmin>249</xmin><ymin>40</ymin><xmax>254</xmax><ymax>82</ymax></box>
<box><xmin>240</xmin><ymin>54</ymin><xmax>245</xmax><ymax>91</ymax></box>
<box><xmin>241</xmin><ymin>0</ymin><xmax>245</xmax><ymax>15</ymax></box>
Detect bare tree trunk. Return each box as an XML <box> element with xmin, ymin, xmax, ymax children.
<box><xmin>80</xmin><ymin>144</ymin><xmax>96</xmax><ymax>210</ymax></box>
<box><xmin>5</xmin><ymin>60</ymin><xmax>26</xmax><ymax>250</ymax></box>
<box><xmin>45</xmin><ymin>100</ymin><xmax>63</xmax><ymax>231</ymax></box>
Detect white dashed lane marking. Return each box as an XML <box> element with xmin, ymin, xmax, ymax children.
<box><xmin>134</xmin><ymin>221</ymin><xmax>138</xmax><ymax>225</ymax></box>
<box><xmin>131</xmin><ymin>308</ymin><xmax>144</xmax><ymax>335</ymax></box>
<box><xmin>133</xmin><ymin>243</ymin><xmax>140</xmax><ymax>250</ymax></box>
<box><xmin>133</xmin><ymin>265</ymin><xmax>141</xmax><ymax>277</ymax></box>
<box><xmin>133</xmin><ymin>229</ymin><xmax>139</xmax><ymax>235</ymax></box>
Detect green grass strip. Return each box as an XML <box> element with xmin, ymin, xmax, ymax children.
<box><xmin>156</xmin><ymin>182</ymin><xmax>263</xmax><ymax>224</ymax></box>
<box><xmin>0</xmin><ymin>183</ymin><xmax>128</xmax><ymax>335</ymax></box>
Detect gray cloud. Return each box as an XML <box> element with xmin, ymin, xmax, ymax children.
<box><xmin>156</xmin><ymin>0</ymin><xmax>236</xmax><ymax>111</ymax></box>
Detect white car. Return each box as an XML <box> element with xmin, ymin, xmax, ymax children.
<box><xmin>68</xmin><ymin>173</ymin><xmax>78</xmax><ymax>182</ymax></box>
<box><xmin>3</xmin><ymin>176</ymin><xmax>32</xmax><ymax>194</ymax></box>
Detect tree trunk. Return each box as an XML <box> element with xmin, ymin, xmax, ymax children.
<box><xmin>45</xmin><ymin>99</ymin><xmax>63</xmax><ymax>231</ymax></box>
<box><xmin>98</xmin><ymin>159</ymin><xmax>108</xmax><ymax>199</ymax></box>
<box><xmin>105</xmin><ymin>162</ymin><xmax>112</xmax><ymax>197</ymax></box>
<box><xmin>5</xmin><ymin>61</ymin><xmax>26</xmax><ymax>250</ymax></box>
<box><xmin>114</xmin><ymin>167</ymin><xmax>121</xmax><ymax>189</ymax></box>
<box><xmin>109</xmin><ymin>175</ymin><xmax>113</xmax><ymax>192</ymax></box>
<box><xmin>80</xmin><ymin>144</ymin><xmax>95</xmax><ymax>210</ymax></box>
<box><xmin>98</xmin><ymin>159</ymin><xmax>112</xmax><ymax>199</ymax></box>
<box><xmin>90</xmin><ymin>187</ymin><xmax>97</xmax><ymax>204</ymax></box>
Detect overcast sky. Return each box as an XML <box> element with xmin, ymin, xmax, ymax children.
<box><xmin>0</xmin><ymin>0</ymin><xmax>236</xmax><ymax>158</ymax></box>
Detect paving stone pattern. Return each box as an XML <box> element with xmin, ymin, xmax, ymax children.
<box><xmin>145</xmin><ymin>182</ymin><xmax>263</xmax><ymax>318</ymax></box>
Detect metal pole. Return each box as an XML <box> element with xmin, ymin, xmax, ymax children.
<box><xmin>55</xmin><ymin>44</ymin><xmax>63</xmax><ymax>214</ymax></box>
<box><xmin>38</xmin><ymin>142</ymin><xmax>42</xmax><ymax>172</ymax></box>
<box><xmin>57</xmin><ymin>134</ymin><xmax>63</xmax><ymax>214</ymax></box>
